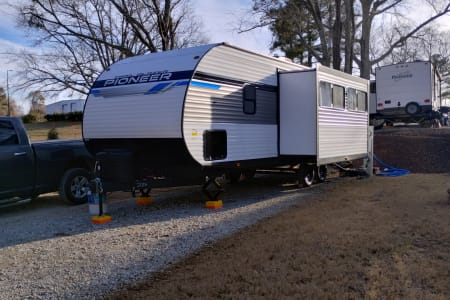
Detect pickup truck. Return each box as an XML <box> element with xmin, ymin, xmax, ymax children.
<box><xmin>0</xmin><ymin>116</ymin><xmax>94</xmax><ymax>207</ymax></box>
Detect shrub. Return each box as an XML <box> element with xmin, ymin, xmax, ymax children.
<box><xmin>44</xmin><ymin>112</ymin><xmax>83</xmax><ymax>122</ymax></box>
<box><xmin>47</xmin><ymin>128</ymin><xmax>59</xmax><ymax>140</ymax></box>
<box><xmin>48</xmin><ymin>113</ymin><xmax>66</xmax><ymax>122</ymax></box>
<box><xmin>67</xmin><ymin>111</ymin><xmax>83</xmax><ymax>121</ymax></box>
<box><xmin>22</xmin><ymin>114</ymin><xmax>37</xmax><ymax>124</ymax></box>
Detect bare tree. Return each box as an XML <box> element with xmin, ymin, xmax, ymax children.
<box><xmin>27</xmin><ymin>90</ymin><xmax>46</xmax><ymax>115</ymax></box>
<box><xmin>11</xmin><ymin>0</ymin><xmax>207</xmax><ymax>96</ymax></box>
<box><xmin>243</xmin><ymin>0</ymin><xmax>450</xmax><ymax>78</ymax></box>
<box><xmin>355</xmin><ymin>0</ymin><xmax>450</xmax><ymax>78</ymax></box>
<box><xmin>0</xmin><ymin>87</ymin><xmax>21</xmax><ymax>116</ymax></box>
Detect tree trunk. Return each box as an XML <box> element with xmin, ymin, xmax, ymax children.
<box><xmin>332</xmin><ymin>0</ymin><xmax>342</xmax><ymax>70</ymax></box>
<box><xmin>343</xmin><ymin>0</ymin><xmax>354</xmax><ymax>74</ymax></box>
<box><xmin>359</xmin><ymin>0</ymin><xmax>373</xmax><ymax>79</ymax></box>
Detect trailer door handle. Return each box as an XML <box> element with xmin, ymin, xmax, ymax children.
<box><xmin>14</xmin><ymin>152</ymin><xmax>26</xmax><ymax>156</ymax></box>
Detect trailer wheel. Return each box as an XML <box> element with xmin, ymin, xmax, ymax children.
<box><xmin>298</xmin><ymin>166</ymin><xmax>315</xmax><ymax>188</ymax></box>
<box><xmin>226</xmin><ymin>170</ymin><xmax>241</xmax><ymax>184</ymax></box>
<box><xmin>242</xmin><ymin>169</ymin><xmax>256</xmax><ymax>180</ymax></box>
<box><xmin>405</xmin><ymin>102</ymin><xmax>420</xmax><ymax>115</ymax></box>
<box><xmin>316</xmin><ymin>165</ymin><xmax>327</xmax><ymax>182</ymax></box>
<box><xmin>59</xmin><ymin>168</ymin><xmax>90</xmax><ymax>205</ymax></box>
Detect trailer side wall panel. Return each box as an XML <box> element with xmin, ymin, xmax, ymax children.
<box><xmin>183</xmin><ymin>45</ymin><xmax>307</xmax><ymax>166</ymax></box>
<box><xmin>279</xmin><ymin>66</ymin><xmax>369</xmax><ymax>164</ymax></box>
<box><xmin>279</xmin><ymin>71</ymin><xmax>317</xmax><ymax>156</ymax></box>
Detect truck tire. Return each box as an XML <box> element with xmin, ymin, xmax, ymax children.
<box><xmin>59</xmin><ymin>168</ymin><xmax>90</xmax><ymax>204</ymax></box>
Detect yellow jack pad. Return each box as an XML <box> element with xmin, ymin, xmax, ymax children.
<box><xmin>205</xmin><ymin>200</ymin><xmax>223</xmax><ymax>209</ymax></box>
<box><xmin>91</xmin><ymin>215</ymin><xmax>112</xmax><ymax>225</ymax></box>
<box><xmin>136</xmin><ymin>196</ymin><xmax>153</xmax><ymax>206</ymax></box>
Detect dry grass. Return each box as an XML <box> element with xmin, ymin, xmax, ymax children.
<box><xmin>107</xmin><ymin>174</ymin><xmax>450</xmax><ymax>299</ymax></box>
<box><xmin>24</xmin><ymin>121</ymin><xmax>82</xmax><ymax>141</ymax></box>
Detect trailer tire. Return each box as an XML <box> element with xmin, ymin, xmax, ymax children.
<box><xmin>59</xmin><ymin>168</ymin><xmax>90</xmax><ymax>205</ymax></box>
<box><xmin>298</xmin><ymin>166</ymin><xmax>315</xmax><ymax>188</ymax></box>
<box><xmin>242</xmin><ymin>169</ymin><xmax>256</xmax><ymax>180</ymax></box>
<box><xmin>226</xmin><ymin>170</ymin><xmax>241</xmax><ymax>184</ymax></box>
<box><xmin>316</xmin><ymin>165</ymin><xmax>327</xmax><ymax>182</ymax></box>
<box><xmin>405</xmin><ymin>102</ymin><xmax>420</xmax><ymax>115</ymax></box>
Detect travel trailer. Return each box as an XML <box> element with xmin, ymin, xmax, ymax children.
<box><xmin>370</xmin><ymin>61</ymin><xmax>442</xmax><ymax>126</ymax></box>
<box><xmin>82</xmin><ymin>43</ymin><xmax>371</xmax><ymax>200</ymax></box>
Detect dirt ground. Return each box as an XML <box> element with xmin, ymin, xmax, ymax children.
<box><xmin>106</xmin><ymin>127</ymin><xmax>450</xmax><ymax>299</ymax></box>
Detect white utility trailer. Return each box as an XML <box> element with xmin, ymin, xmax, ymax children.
<box><xmin>82</xmin><ymin>43</ymin><xmax>371</xmax><ymax>199</ymax></box>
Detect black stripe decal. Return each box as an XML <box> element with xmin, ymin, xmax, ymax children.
<box><xmin>92</xmin><ymin>70</ymin><xmax>194</xmax><ymax>89</ymax></box>
<box><xmin>193</xmin><ymin>71</ymin><xmax>277</xmax><ymax>92</ymax></box>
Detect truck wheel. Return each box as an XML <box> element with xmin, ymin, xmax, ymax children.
<box><xmin>405</xmin><ymin>102</ymin><xmax>420</xmax><ymax>115</ymax></box>
<box><xmin>59</xmin><ymin>168</ymin><xmax>90</xmax><ymax>204</ymax></box>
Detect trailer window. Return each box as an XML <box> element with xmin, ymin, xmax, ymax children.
<box><xmin>319</xmin><ymin>82</ymin><xmax>332</xmax><ymax>107</ymax></box>
<box><xmin>320</xmin><ymin>82</ymin><xmax>344</xmax><ymax>109</ymax></box>
<box><xmin>347</xmin><ymin>88</ymin><xmax>357</xmax><ymax>111</ymax></box>
<box><xmin>243</xmin><ymin>85</ymin><xmax>256</xmax><ymax>114</ymax></box>
<box><xmin>333</xmin><ymin>85</ymin><xmax>345</xmax><ymax>109</ymax></box>
<box><xmin>357</xmin><ymin>91</ymin><xmax>367</xmax><ymax>112</ymax></box>
<box><xmin>203</xmin><ymin>130</ymin><xmax>227</xmax><ymax>161</ymax></box>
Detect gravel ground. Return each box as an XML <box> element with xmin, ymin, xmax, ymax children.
<box><xmin>3</xmin><ymin>126</ymin><xmax>445</xmax><ymax>299</ymax></box>
<box><xmin>0</xmin><ymin>175</ymin><xmax>322</xmax><ymax>300</ymax></box>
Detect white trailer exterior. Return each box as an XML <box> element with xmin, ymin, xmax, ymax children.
<box><xmin>83</xmin><ymin>43</ymin><xmax>370</xmax><ymax>190</ymax></box>
<box><xmin>373</xmin><ymin>61</ymin><xmax>441</xmax><ymax>122</ymax></box>
<box><xmin>279</xmin><ymin>65</ymin><xmax>369</xmax><ymax>165</ymax></box>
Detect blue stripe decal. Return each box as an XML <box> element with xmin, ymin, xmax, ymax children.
<box><xmin>145</xmin><ymin>82</ymin><xmax>172</xmax><ymax>94</ymax></box>
<box><xmin>190</xmin><ymin>80</ymin><xmax>221</xmax><ymax>90</ymax></box>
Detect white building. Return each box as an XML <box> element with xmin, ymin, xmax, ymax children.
<box><xmin>45</xmin><ymin>99</ymin><xmax>85</xmax><ymax>114</ymax></box>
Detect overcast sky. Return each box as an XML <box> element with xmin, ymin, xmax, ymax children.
<box><xmin>0</xmin><ymin>0</ymin><xmax>448</xmax><ymax>111</ymax></box>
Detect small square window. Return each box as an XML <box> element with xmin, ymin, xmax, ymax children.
<box><xmin>243</xmin><ymin>85</ymin><xmax>256</xmax><ymax>114</ymax></box>
<box><xmin>333</xmin><ymin>85</ymin><xmax>345</xmax><ymax>109</ymax></box>
<box><xmin>320</xmin><ymin>82</ymin><xmax>332</xmax><ymax>107</ymax></box>
<box><xmin>357</xmin><ymin>91</ymin><xmax>367</xmax><ymax>112</ymax></box>
<box><xmin>347</xmin><ymin>88</ymin><xmax>357</xmax><ymax>111</ymax></box>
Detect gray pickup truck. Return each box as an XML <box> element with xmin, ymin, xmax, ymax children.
<box><xmin>0</xmin><ymin>116</ymin><xmax>94</xmax><ymax>207</ymax></box>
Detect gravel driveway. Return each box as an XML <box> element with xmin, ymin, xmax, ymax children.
<box><xmin>0</xmin><ymin>175</ymin><xmax>320</xmax><ymax>299</ymax></box>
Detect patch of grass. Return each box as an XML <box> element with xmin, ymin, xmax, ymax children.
<box><xmin>24</xmin><ymin>121</ymin><xmax>82</xmax><ymax>141</ymax></box>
